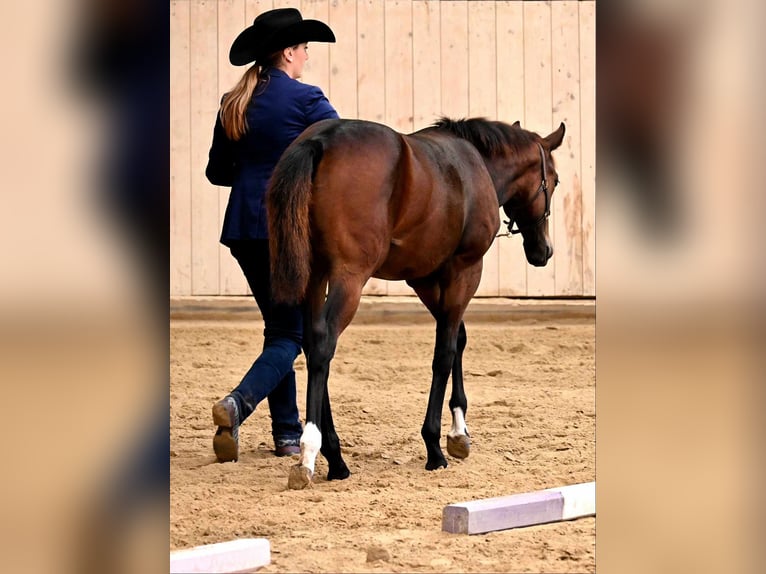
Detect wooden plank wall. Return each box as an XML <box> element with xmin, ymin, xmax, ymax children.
<box><xmin>170</xmin><ymin>0</ymin><xmax>596</xmax><ymax>297</ymax></box>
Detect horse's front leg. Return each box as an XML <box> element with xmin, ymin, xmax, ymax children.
<box><xmin>422</xmin><ymin>318</ymin><xmax>458</xmax><ymax>470</ymax></box>
<box><xmin>447</xmin><ymin>321</ymin><xmax>471</xmax><ymax>459</ymax></box>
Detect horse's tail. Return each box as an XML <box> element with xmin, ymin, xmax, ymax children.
<box><xmin>267</xmin><ymin>138</ymin><xmax>324</xmax><ymax>305</ymax></box>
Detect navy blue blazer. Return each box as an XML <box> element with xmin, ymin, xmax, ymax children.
<box><xmin>206</xmin><ymin>68</ymin><xmax>338</xmax><ymax>245</ymax></box>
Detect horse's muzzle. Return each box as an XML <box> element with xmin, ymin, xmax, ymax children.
<box><xmin>525</xmin><ymin>242</ymin><xmax>553</xmax><ymax>267</ymax></box>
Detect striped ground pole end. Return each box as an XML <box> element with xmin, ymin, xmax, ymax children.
<box><xmin>442</xmin><ymin>481</ymin><xmax>596</xmax><ymax>535</ymax></box>
<box><xmin>170</xmin><ymin>538</ymin><xmax>270</xmax><ymax>573</ymax></box>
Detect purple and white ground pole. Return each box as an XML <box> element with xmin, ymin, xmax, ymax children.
<box><xmin>442</xmin><ymin>481</ymin><xmax>596</xmax><ymax>535</ymax></box>
<box><xmin>170</xmin><ymin>538</ymin><xmax>270</xmax><ymax>573</ymax></box>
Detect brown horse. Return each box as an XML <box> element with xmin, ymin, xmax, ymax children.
<box><xmin>266</xmin><ymin>117</ymin><xmax>565</xmax><ymax>488</ymax></box>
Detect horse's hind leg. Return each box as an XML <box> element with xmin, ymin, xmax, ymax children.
<box><xmin>446</xmin><ymin>321</ymin><xmax>471</xmax><ymax>459</ymax></box>
<box><xmin>288</xmin><ymin>275</ymin><xmax>362</xmax><ymax>489</ymax></box>
<box><xmin>320</xmin><ymin>388</ymin><xmax>350</xmax><ymax>480</ymax></box>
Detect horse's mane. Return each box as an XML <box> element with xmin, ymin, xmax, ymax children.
<box><xmin>431</xmin><ymin>117</ymin><xmax>538</xmax><ymax>158</ymax></box>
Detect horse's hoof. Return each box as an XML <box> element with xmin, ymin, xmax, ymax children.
<box><xmin>287</xmin><ymin>464</ymin><xmax>313</xmax><ymax>490</ymax></box>
<box><xmin>327</xmin><ymin>462</ymin><xmax>350</xmax><ymax>481</ymax></box>
<box><xmin>425</xmin><ymin>456</ymin><xmax>448</xmax><ymax>471</ymax></box>
<box><xmin>447</xmin><ymin>434</ymin><xmax>471</xmax><ymax>459</ymax></box>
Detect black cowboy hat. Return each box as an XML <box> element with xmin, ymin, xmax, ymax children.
<box><xmin>229</xmin><ymin>8</ymin><xmax>336</xmax><ymax>66</ymax></box>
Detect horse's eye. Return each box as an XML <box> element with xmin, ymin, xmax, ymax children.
<box><xmin>554</xmin><ymin>178</ymin><xmax>560</xmax><ymax>187</ymax></box>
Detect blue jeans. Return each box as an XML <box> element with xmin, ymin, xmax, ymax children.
<box><xmin>227</xmin><ymin>240</ymin><xmax>303</xmax><ymax>443</ymax></box>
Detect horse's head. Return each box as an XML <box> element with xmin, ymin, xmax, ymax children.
<box><xmin>500</xmin><ymin>122</ymin><xmax>566</xmax><ymax>267</ymax></box>
<box><xmin>429</xmin><ymin>117</ymin><xmax>566</xmax><ymax>267</ymax></box>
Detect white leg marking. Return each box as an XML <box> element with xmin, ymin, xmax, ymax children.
<box><xmin>448</xmin><ymin>407</ymin><xmax>468</xmax><ymax>438</ymax></box>
<box><xmin>299</xmin><ymin>423</ymin><xmax>322</xmax><ymax>475</ymax></box>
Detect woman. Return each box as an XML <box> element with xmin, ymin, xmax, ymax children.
<box><xmin>205</xmin><ymin>8</ymin><xmax>338</xmax><ymax>461</ymax></box>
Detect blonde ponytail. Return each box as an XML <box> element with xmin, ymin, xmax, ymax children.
<box><xmin>219</xmin><ymin>50</ymin><xmax>285</xmax><ymax>141</ymax></box>
<box><xmin>220</xmin><ymin>65</ymin><xmax>262</xmax><ymax>141</ymax></box>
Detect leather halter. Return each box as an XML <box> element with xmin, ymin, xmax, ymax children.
<box><xmin>502</xmin><ymin>143</ymin><xmax>551</xmax><ymax>236</ymax></box>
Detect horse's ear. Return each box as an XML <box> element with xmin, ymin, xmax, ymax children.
<box><xmin>511</xmin><ymin>120</ymin><xmax>521</xmax><ymax>128</ymax></box>
<box><xmin>544</xmin><ymin>122</ymin><xmax>566</xmax><ymax>150</ymax></box>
